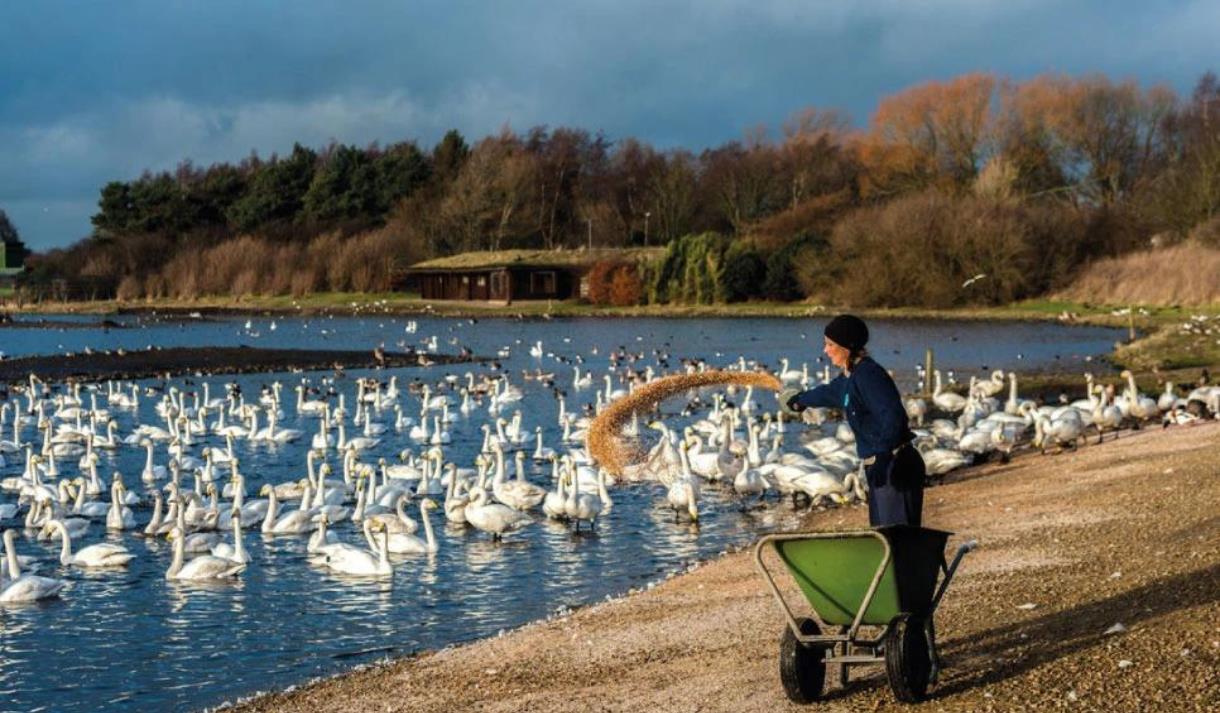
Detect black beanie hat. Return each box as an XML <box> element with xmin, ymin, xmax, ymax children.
<box><xmin>824</xmin><ymin>314</ymin><xmax>869</xmax><ymax>352</ymax></box>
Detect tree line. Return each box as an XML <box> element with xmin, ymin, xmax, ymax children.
<box><xmin>17</xmin><ymin>70</ymin><xmax>1220</xmax><ymax>306</ymax></box>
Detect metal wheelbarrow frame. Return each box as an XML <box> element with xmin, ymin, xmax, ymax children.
<box><xmin>753</xmin><ymin>527</ymin><xmax>976</xmax><ymax>704</ymax></box>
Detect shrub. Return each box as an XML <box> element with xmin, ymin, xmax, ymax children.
<box><xmin>586</xmin><ymin>260</ymin><xmax>623</xmax><ymax>305</ymax></box>
<box><xmin>721</xmin><ymin>242</ymin><xmax>766</xmax><ymax>302</ymax></box>
<box><xmin>608</xmin><ymin>264</ymin><xmax>643</xmax><ymax>306</ymax></box>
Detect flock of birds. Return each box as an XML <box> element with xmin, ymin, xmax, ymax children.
<box><xmin>2</xmin><ymin>332</ymin><xmax>1218</xmax><ymax>605</ymax></box>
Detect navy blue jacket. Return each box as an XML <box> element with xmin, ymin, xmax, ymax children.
<box><xmin>792</xmin><ymin>357</ymin><xmax>913</xmax><ymax>459</ymax></box>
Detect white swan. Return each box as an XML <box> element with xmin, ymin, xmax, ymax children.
<box><xmin>371</xmin><ymin>499</ymin><xmax>438</xmax><ymax>554</ymax></box>
<box><xmin>464</xmin><ymin>488</ymin><xmax>532</xmax><ymax>541</ymax></box>
<box><xmin>49</xmin><ymin>519</ymin><xmax>135</xmax><ymax>567</ymax></box>
<box><xmin>210</xmin><ymin>509</ymin><xmax>250</xmax><ymax>564</ymax></box>
<box><xmin>564</xmin><ymin>468</ymin><xmax>602</xmax><ymax>532</ymax></box>
<box><xmin>313</xmin><ymin>520</ymin><xmax>392</xmax><ymax>576</ymax></box>
<box><xmin>106</xmin><ymin>478</ymin><xmax>136</xmax><ymax>531</ymax></box>
<box><xmin>166</xmin><ymin>527</ymin><xmax>246</xmax><ymax>581</ymax></box>
<box><xmin>1</xmin><ymin>530</ymin><xmax>67</xmax><ymax>603</ymax></box>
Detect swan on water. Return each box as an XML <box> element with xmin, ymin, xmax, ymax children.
<box><xmin>1</xmin><ymin>530</ymin><xmax>67</xmax><ymax>603</ymax></box>
<box><xmin>166</xmin><ymin>527</ymin><xmax>245</xmax><ymax>581</ymax></box>
<box><xmin>48</xmin><ymin>519</ymin><xmax>135</xmax><ymax>568</ymax></box>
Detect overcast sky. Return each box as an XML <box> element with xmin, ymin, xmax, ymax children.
<box><xmin>1</xmin><ymin>0</ymin><xmax>1216</xmax><ymax>250</ymax></box>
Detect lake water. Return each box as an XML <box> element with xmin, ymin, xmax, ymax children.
<box><xmin>0</xmin><ymin>314</ymin><xmax>1123</xmax><ymax>712</ymax></box>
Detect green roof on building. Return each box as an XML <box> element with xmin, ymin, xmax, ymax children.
<box><xmin>408</xmin><ymin>247</ymin><xmax>665</xmax><ymax>271</ymax></box>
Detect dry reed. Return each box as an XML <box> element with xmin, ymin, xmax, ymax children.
<box><xmin>1055</xmin><ymin>241</ymin><xmax>1220</xmax><ymax>306</ymax></box>
<box><xmin>587</xmin><ymin>370</ymin><xmax>783</xmax><ymax>474</ymax></box>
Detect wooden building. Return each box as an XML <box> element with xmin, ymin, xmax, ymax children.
<box><xmin>403</xmin><ymin>248</ymin><xmax>663</xmax><ymax>303</ymax></box>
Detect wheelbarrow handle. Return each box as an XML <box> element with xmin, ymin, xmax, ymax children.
<box><xmin>930</xmin><ymin>539</ymin><xmax>977</xmax><ymax>613</ymax></box>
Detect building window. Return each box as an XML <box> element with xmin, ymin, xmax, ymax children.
<box><xmin>491</xmin><ymin>271</ymin><xmax>506</xmax><ymax>296</ymax></box>
<box><xmin>461</xmin><ymin>275</ymin><xmax>469</xmax><ymax>285</ymax></box>
<box><xmin>476</xmin><ymin>276</ymin><xmax>486</xmax><ymax>287</ymax></box>
<box><xmin>530</xmin><ymin>271</ymin><xmax>556</xmax><ymax>294</ymax></box>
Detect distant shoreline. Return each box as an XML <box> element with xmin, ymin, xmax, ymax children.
<box><xmin>0</xmin><ymin>294</ymin><xmax>1156</xmax><ymax>329</ymax></box>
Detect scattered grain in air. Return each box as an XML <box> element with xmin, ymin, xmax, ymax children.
<box><xmin>587</xmin><ymin>370</ymin><xmax>782</xmax><ymax>474</ymax></box>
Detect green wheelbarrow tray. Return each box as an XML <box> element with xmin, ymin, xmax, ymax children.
<box><xmin>754</xmin><ymin>526</ymin><xmax>977</xmax><ymax>704</ymax></box>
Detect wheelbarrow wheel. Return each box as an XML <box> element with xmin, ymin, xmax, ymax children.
<box><xmin>884</xmin><ymin>614</ymin><xmax>931</xmax><ymax>703</ymax></box>
<box><xmin>779</xmin><ymin>618</ymin><xmax>826</xmax><ymax>703</ymax></box>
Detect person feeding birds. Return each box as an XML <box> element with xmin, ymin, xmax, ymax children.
<box><xmin>781</xmin><ymin>315</ymin><xmax>925</xmax><ymax>527</ymax></box>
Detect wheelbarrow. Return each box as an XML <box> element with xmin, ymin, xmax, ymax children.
<box><xmin>753</xmin><ymin>526</ymin><xmax>976</xmax><ymax>704</ymax></box>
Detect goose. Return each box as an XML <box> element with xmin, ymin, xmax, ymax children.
<box><xmin>464</xmin><ymin>487</ymin><xmax>532</xmax><ymax>541</ymax></box>
<box><xmin>1</xmin><ymin>530</ymin><xmax>67</xmax><ymax>603</ymax></box>
<box><xmin>372</xmin><ymin>499</ymin><xmax>438</xmax><ymax>554</ymax></box>
<box><xmin>210</xmin><ymin>508</ymin><xmax>250</xmax><ymax>564</ymax></box>
<box><xmin>48</xmin><ymin>519</ymin><xmax>135</xmax><ymax>568</ymax></box>
<box><xmin>313</xmin><ymin>520</ymin><xmax>392</xmax><ymax>576</ymax></box>
<box><xmin>166</xmin><ymin>527</ymin><xmax>245</xmax><ymax>581</ymax></box>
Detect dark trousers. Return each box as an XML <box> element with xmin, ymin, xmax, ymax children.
<box><xmin>864</xmin><ymin>444</ymin><xmax>925</xmax><ymax>527</ymax></box>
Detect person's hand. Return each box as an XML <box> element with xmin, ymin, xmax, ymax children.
<box><xmin>778</xmin><ymin>388</ymin><xmax>804</xmax><ymax>416</ymax></box>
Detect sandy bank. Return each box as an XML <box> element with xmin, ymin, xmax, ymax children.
<box><xmin>232</xmin><ymin>422</ymin><xmax>1219</xmax><ymax>713</ymax></box>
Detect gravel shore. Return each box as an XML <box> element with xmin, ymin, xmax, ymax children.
<box><xmin>232</xmin><ymin>422</ymin><xmax>1220</xmax><ymax>713</ymax></box>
